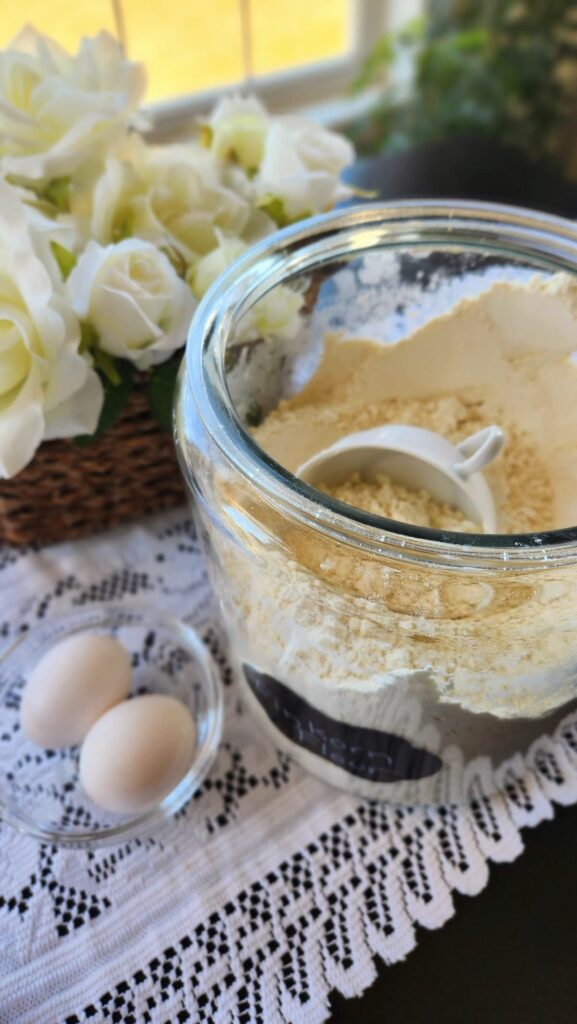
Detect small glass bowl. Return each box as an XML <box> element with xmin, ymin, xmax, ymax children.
<box><xmin>0</xmin><ymin>603</ymin><xmax>223</xmax><ymax>847</ymax></box>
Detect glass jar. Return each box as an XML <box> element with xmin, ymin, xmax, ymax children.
<box><xmin>175</xmin><ymin>201</ymin><xmax>577</xmax><ymax>805</ymax></box>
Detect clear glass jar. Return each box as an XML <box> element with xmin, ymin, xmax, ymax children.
<box><xmin>175</xmin><ymin>201</ymin><xmax>577</xmax><ymax>805</ymax></box>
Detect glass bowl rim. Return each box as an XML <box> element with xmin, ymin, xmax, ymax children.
<box><xmin>182</xmin><ymin>199</ymin><xmax>577</xmax><ymax>569</ymax></box>
<box><xmin>0</xmin><ymin>602</ymin><xmax>224</xmax><ymax>848</ymax></box>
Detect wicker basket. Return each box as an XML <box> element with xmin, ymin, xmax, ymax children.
<box><xmin>0</xmin><ymin>378</ymin><xmax>185</xmax><ymax>547</ymax></box>
<box><xmin>0</xmin><ymin>271</ymin><xmax>327</xmax><ymax>548</ymax></box>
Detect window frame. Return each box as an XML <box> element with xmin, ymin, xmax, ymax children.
<box><xmin>144</xmin><ymin>0</ymin><xmax>396</xmax><ymax>139</ymax></box>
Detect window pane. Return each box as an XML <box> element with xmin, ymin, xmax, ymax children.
<box><xmin>250</xmin><ymin>0</ymin><xmax>349</xmax><ymax>76</ymax></box>
<box><xmin>0</xmin><ymin>1</ymin><xmax>116</xmax><ymax>51</ymax></box>
<box><xmin>0</xmin><ymin>0</ymin><xmax>353</xmax><ymax>104</ymax></box>
<box><xmin>122</xmin><ymin>0</ymin><xmax>245</xmax><ymax>102</ymax></box>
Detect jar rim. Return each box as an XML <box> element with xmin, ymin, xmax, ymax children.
<box><xmin>183</xmin><ymin>199</ymin><xmax>577</xmax><ymax>570</ymax></box>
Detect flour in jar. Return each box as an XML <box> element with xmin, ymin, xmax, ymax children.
<box><xmin>214</xmin><ymin>273</ymin><xmax>577</xmax><ymax>740</ymax></box>
<box><xmin>254</xmin><ymin>274</ymin><xmax>577</xmax><ymax>534</ymax></box>
<box><xmin>319</xmin><ymin>471</ymin><xmax>481</xmax><ymax>532</ymax></box>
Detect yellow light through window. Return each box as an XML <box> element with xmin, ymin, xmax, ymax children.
<box><xmin>250</xmin><ymin>0</ymin><xmax>349</xmax><ymax>77</ymax></box>
<box><xmin>123</xmin><ymin>0</ymin><xmax>245</xmax><ymax>100</ymax></box>
<box><xmin>0</xmin><ymin>0</ymin><xmax>350</xmax><ymax>102</ymax></box>
<box><xmin>0</xmin><ymin>0</ymin><xmax>116</xmax><ymax>52</ymax></box>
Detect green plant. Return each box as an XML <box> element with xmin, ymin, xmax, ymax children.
<box><xmin>350</xmin><ymin>1</ymin><xmax>577</xmax><ymax>178</ymax></box>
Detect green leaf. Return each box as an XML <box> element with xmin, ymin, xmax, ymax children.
<box><xmin>50</xmin><ymin>241</ymin><xmax>77</xmax><ymax>281</ymax></box>
<box><xmin>397</xmin><ymin>15</ymin><xmax>425</xmax><ymax>46</ymax></box>
<box><xmin>79</xmin><ymin>321</ymin><xmax>99</xmax><ymax>355</ymax></box>
<box><xmin>92</xmin><ymin>348</ymin><xmax>122</xmax><ymax>385</ymax></box>
<box><xmin>75</xmin><ymin>360</ymin><xmax>134</xmax><ymax>446</ymax></box>
<box><xmin>43</xmin><ymin>176</ymin><xmax>71</xmax><ymax>213</ymax></box>
<box><xmin>111</xmin><ymin>210</ymin><xmax>134</xmax><ymax>242</ymax></box>
<box><xmin>200</xmin><ymin>123</ymin><xmax>213</xmax><ymax>148</ymax></box>
<box><xmin>350</xmin><ymin>32</ymin><xmax>395</xmax><ymax>92</ymax></box>
<box><xmin>256</xmin><ymin>195</ymin><xmax>290</xmax><ymax>227</ymax></box>
<box><xmin>147</xmin><ymin>352</ymin><xmax>183</xmax><ymax>431</ymax></box>
<box><xmin>159</xmin><ymin>244</ymin><xmax>189</xmax><ymax>279</ymax></box>
<box><xmin>256</xmin><ymin>195</ymin><xmax>312</xmax><ymax>228</ymax></box>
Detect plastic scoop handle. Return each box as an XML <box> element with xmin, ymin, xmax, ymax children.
<box><xmin>454</xmin><ymin>426</ymin><xmax>505</xmax><ymax>479</ymax></box>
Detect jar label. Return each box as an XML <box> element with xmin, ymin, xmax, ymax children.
<box><xmin>243</xmin><ymin>665</ymin><xmax>443</xmax><ymax>783</ymax></box>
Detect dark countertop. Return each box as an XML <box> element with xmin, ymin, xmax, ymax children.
<box><xmin>332</xmin><ymin>137</ymin><xmax>577</xmax><ymax>1023</ymax></box>
<box><xmin>330</xmin><ymin>803</ymin><xmax>577</xmax><ymax>1023</ymax></box>
<box><xmin>341</xmin><ymin>135</ymin><xmax>577</xmax><ymax>217</ymax></box>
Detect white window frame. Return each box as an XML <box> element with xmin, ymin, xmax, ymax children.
<box><xmin>144</xmin><ymin>0</ymin><xmax>410</xmax><ymax>140</ymax></box>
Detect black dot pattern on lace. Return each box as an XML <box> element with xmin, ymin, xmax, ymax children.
<box><xmin>69</xmin><ymin>785</ymin><xmax>528</xmax><ymax>1024</ymax></box>
<box><xmin>16</xmin><ymin>709</ymin><xmax>577</xmax><ymax>1024</ymax></box>
<box><xmin>2</xmin><ymin>511</ymin><xmax>576</xmax><ymax>1024</ymax></box>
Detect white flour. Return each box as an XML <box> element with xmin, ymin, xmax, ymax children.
<box><xmin>208</xmin><ymin>271</ymin><xmax>577</xmax><ymax>799</ymax></box>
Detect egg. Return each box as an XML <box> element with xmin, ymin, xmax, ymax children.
<box><xmin>79</xmin><ymin>694</ymin><xmax>196</xmax><ymax>813</ymax></box>
<box><xmin>20</xmin><ymin>633</ymin><xmax>132</xmax><ymax>748</ymax></box>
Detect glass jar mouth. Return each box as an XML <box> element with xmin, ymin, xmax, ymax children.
<box><xmin>185</xmin><ymin>199</ymin><xmax>577</xmax><ymax>569</ymax></box>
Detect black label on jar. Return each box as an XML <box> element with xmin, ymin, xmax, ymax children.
<box><xmin>243</xmin><ymin>665</ymin><xmax>443</xmax><ymax>783</ymax></box>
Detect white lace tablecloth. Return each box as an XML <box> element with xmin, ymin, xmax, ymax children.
<box><xmin>1</xmin><ymin>509</ymin><xmax>577</xmax><ymax>1024</ymax></box>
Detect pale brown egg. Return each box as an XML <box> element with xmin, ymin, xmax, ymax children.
<box><xmin>21</xmin><ymin>633</ymin><xmax>132</xmax><ymax>748</ymax></box>
<box><xmin>79</xmin><ymin>694</ymin><xmax>196</xmax><ymax>813</ymax></box>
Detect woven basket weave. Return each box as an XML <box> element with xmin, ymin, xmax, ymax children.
<box><xmin>0</xmin><ymin>272</ymin><xmax>325</xmax><ymax>548</ymax></box>
<box><xmin>0</xmin><ymin>378</ymin><xmax>185</xmax><ymax>547</ymax></box>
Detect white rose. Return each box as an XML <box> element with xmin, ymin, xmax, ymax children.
<box><xmin>255</xmin><ymin>116</ymin><xmax>355</xmax><ymax>223</ymax></box>
<box><xmin>0</xmin><ymin>179</ymin><xmax>103</xmax><ymax>477</ymax></box>
<box><xmin>67</xmin><ymin>238</ymin><xmax>195</xmax><ymax>369</ymax></box>
<box><xmin>189</xmin><ymin>234</ymin><xmax>303</xmax><ymax>343</ymax></box>
<box><xmin>188</xmin><ymin>234</ymin><xmax>247</xmax><ymax>299</ymax></box>
<box><xmin>207</xmin><ymin>94</ymin><xmax>271</xmax><ymax>172</ymax></box>
<box><xmin>0</xmin><ymin>28</ymin><xmax>146</xmax><ymax>182</ymax></box>
<box><xmin>244</xmin><ymin>286</ymin><xmax>304</xmax><ymax>341</ymax></box>
<box><xmin>137</xmin><ymin>145</ymin><xmax>250</xmax><ymax>260</ymax></box>
<box><xmin>87</xmin><ymin>140</ymin><xmax>144</xmax><ymax>245</ymax></box>
<box><xmin>88</xmin><ymin>140</ymin><xmax>249</xmax><ymax>262</ymax></box>
<box><xmin>2</xmin><ymin>176</ymin><xmax>81</xmax><ymax>284</ymax></box>
<box><xmin>27</xmin><ymin>204</ymin><xmax>81</xmax><ymax>286</ymax></box>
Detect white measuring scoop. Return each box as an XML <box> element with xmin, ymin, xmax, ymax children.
<box><xmin>296</xmin><ymin>424</ymin><xmax>505</xmax><ymax>532</ymax></box>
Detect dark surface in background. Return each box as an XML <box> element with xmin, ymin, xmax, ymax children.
<box><xmin>330</xmin><ymin>804</ymin><xmax>577</xmax><ymax>1023</ymax></box>
<box><xmin>342</xmin><ymin>135</ymin><xmax>577</xmax><ymax>216</ymax></box>
<box><xmin>330</xmin><ymin>139</ymin><xmax>577</xmax><ymax>1023</ymax></box>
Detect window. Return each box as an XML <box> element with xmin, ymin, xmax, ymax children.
<box><xmin>0</xmin><ymin>1</ymin><xmax>421</xmax><ymax>123</ymax></box>
<box><xmin>124</xmin><ymin>0</ymin><xmax>351</xmax><ymax>102</ymax></box>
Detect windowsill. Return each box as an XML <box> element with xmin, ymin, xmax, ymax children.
<box><xmin>145</xmin><ymin>58</ymin><xmax>381</xmax><ymax>142</ymax></box>
<box><xmin>293</xmin><ymin>87</ymin><xmax>382</xmax><ymax>130</ymax></box>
